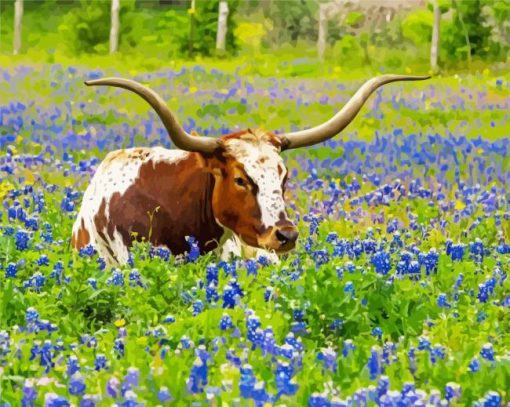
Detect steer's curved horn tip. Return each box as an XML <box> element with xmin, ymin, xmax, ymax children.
<box><xmin>84</xmin><ymin>80</ymin><xmax>92</xmax><ymax>86</ymax></box>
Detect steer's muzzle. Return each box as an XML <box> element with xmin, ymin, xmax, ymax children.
<box><xmin>275</xmin><ymin>226</ymin><xmax>299</xmax><ymax>249</ymax></box>
<box><xmin>258</xmin><ymin>221</ymin><xmax>298</xmax><ymax>253</ymax></box>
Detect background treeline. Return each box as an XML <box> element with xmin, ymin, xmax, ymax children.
<box><xmin>0</xmin><ymin>0</ymin><xmax>509</xmax><ymax>72</ymax></box>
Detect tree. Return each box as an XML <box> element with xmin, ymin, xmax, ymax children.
<box><xmin>317</xmin><ymin>2</ymin><xmax>328</xmax><ymax>61</ymax></box>
<box><xmin>216</xmin><ymin>0</ymin><xmax>229</xmax><ymax>53</ymax></box>
<box><xmin>110</xmin><ymin>0</ymin><xmax>120</xmax><ymax>54</ymax></box>
<box><xmin>430</xmin><ymin>0</ymin><xmax>440</xmax><ymax>71</ymax></box>
<box><xmin>13</xmin><ymin>0</ymin><xmax>23</xmax><ymax>55</ymax></box>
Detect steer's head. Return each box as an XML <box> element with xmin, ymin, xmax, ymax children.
<box><xmin>84</xmin><ymin>74</ymin><xmax>429</xmax><ymax>253</ymax></box>
<box><xmin>208</xmin><ymin>129</ymin><xmax>296</xmax><ymax>253</ymax></box>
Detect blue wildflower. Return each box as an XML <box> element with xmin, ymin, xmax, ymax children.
<box><xmin>437</xmin><ymin>293</ymin><xmax>451</xmax><ymax>309</ymax></box>
<box><xmin>69</xmin><ymin>374</ymin><xmax>86</xmax><ymax>396</ymax></box>
<box><xmin>95</xmin><ymin>354</ymin><xmax>107</xmax><ymax>371</ymax></box>
<box><xmin>158</xmin><ymin>386</ymin><xmax>172</xmax><ymax>403</ymax></box>
<box><xmin>5</xmin><ymin>262</ymin><xmax>18</xmax><ymax>278</ymax></box>
<box><xmin>371</xmin><ymin>251</ymin><xmax>391</xmax><ymax>275</ymax></box>
<box><xmin>480</xmin><ymin>343</ymin><xmax>494</xmax><ymax>361</ymax></box>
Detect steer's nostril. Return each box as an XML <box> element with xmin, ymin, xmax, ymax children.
<box><xmin>275</xmin><ymin>230</ymin><xmax>288</xmax><ymax>245</ymax></box>
<box><xmin>275</xmin><ymin>228</ymin><xmax>298</xmax><ymax>246</ymax></box>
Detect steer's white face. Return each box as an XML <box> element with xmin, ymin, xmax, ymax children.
<box><xmin>224</xmin><ymin>132</ymin><xmax>288</xmax><ymax>227</ymax></box>
<box><xmin>209</xmin><ymin>129</ymin><xmax>298</xmax><ymax>252</ymax></box>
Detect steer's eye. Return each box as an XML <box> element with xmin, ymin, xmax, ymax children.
<box><xmin>234</xmin><ymin>177</ymin><xmax>246</xmax><ymax>187</ymax></box>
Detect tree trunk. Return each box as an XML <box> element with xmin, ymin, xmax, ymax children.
<box><xmin>188</xmin><ymin>0</ymin><xmax>196</xmax><ymax>57</ymax></box>
<box><xmin>109</xmin><ymin>0</ymin><xmax>120</xmax><ymax>54</ymax></box>
<box><xmin>430</xmin><ymin>0</ymin><xmax>440</xmax><ymax>72</ymax></box>
<box><xmin>216</xmin><ymin>0</ymin><xmax>229</xmax><ymax>52</ymax></box>
<box><xmin>13</xmin><ymin>0</ymin><xmax>23</xmax><ymax>55</ymax></box>
<box><xmin>455</xmin><ymin>0</ymin><xmax>471</xmax><ymax>67</ymax></box>
<box><xmin>317</xmin><ymin>3</ymin><xmax>328</xmax><ymax>61</ymax></box>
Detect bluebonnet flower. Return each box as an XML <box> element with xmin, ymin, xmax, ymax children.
<box><xmin>264</xmin><ymin>286</ymin><xmax>274</xmax><ymax>302</ymax></box>
<box><xmin>3</xmin><ymin>226</ymin><xmax>14</xmax><ymax>236</ymax></box>
<box><xmin>106</xmin><ymin>377</ymin><xmax>120</xmax><ymax>398</ymax></box>
<box><xmin>430</xmin><ymin>344</ymin><xmax>446</xmax><ymax>363</ymax></box>
<box><xmin>470</xmin><ymin>238</ymin><xmax>484</xmax><ymax>262</ymax></box>
<box><xmin>107</xmin><ymin>269</ymin><xmax>124</xmax><ymax>287</ymax></box>
<box><xmin>371</xmin><ymin>327</ymin><xmax>383</xmax><ymax>339</ymax></box>
<box><xmin>124</xmin><ymin>367</ymin><xmax>140</xmax><ymax>388</ymax></box>
<box><xmin>50</xmin><ymin>261</ymin><xmax>64</xmax><ymax>284</ymax></box>
<box><xmin>79</xmin><ymin>244</ymin><xmax>96</xmax><ymax>258</ymax></box>
<box><xmin>122</xmin><ymin>390</ymin><xmax>140</xmax><ymax>407</ymax></box>
<box><xmin>477</xmin><ymin>391</ymin><xmax>501</xmax><ymax>407</ymax></box>
<box><xmin>257</xmin><ymin>256</ymin><xmax>269</xmax><ymax>267</ymax></box>
<box><xmin>418</xmin><ymin>336</ymin><xmax>431</xmax><ymax>351</ymax></box>
<box><xmin>187</xmin><ymin>357</ymin><xmax>208</xmax><ymax>393</ymax></box>
<box><xmin>25</xmin><ymin>217</ymin><xmax>38</xmax><ymax>231</ymax></box>
<box><xmin>128</xmin><ymin>269</ymin><xmax>144</xmax><ymax>288</ymax></box>
<box><xmin>326</xmin><ymin>232</ymin><xmax>337</xmax><ymax>244</ymax></box>
<box><xmin>87</xmin><ymin>278</ymin><xmax>97</xmax><ymax>290</ymax></box>
<box><xmin>468</xmin><ymin>357</ymin><xmax>480</xmax><ymax>372</ymax></box>
<box><xmin>308</xmin><ymin>392</ymin><xmax>330</xmax><ymax>407</ymax></box>
<box><xmin>219</xmin><ymin>313</ymin><xmax>234</xmax><ymax>330</ymax></box>
<box><xmin>192</xmin><ymin>299</ymin><xmax>204</xmax><ymax>316</ymax></box>
<box><xmin>40</xmin><ymin>340</ymin><xmax>54</xmax><ymax>373</ymax></box>
<box><xmin>67</xmin><ymin>355</ymin><xmax>80</xmax><ymax>376</ymax></box>
<box><xmin>377</xmin><ymin>375</ymin><xmax>390</xmax><ymax>397</ymax></box>
<box><xmin>245</xmin><ymin>259</ymin><xmax>258</xmax><ymax>275</ymax></box>
<box><xmin>22</xmin><ymin>380</ymin><xmax>37</xmax><ymax>407</ymax></box>
<box><xmin>5</xmin><ymin>262</ymin><xmax>17</xmax><ymax>278</ymax></box>
<box><xmin>97</xmin><ymin>257</ymin><xmax>106</xmax><ymax>271</ymax></box>
<box><xmin>449</xmin><ymin>243</ymin><xmax>465</xmax><ymax>261</ymax></box>
<box><xmin>317</xmin><ymin>347</ymin><xmax>337</xmax><ymax>372</ymax></box>
<box><xmin>44</xmin><ymin>393</ymin><xmax>70</xmax><ymax>407</ymax></box>
<box><xmin>69</xmin><ymin>374</ymin><xmax>86</xmax><ymax>396</ymax></box>
<box><xmin>186</xmin><ymin>236</ymin><xmax>200</xmax><ymax>262</ymax></box>
<box><xmin>445</xmin><ymin>382</ymin><xmax>461</xmax><ymax>402</ymax></box>
<box><xmin>239</xmin><ymin>364</ymin><xmax>256</xmax><ymax>399</ymax></box>
<box><xmin>95</xmin><ymin>354</ymin><xmax>107</xmax><ymax>371</ymax></box>
<box><xmin>275</xmin><ymin>361</ymin><xmax>298</xmax><ymax>396</ymax></box>
<box><xmin>344</xmin><ymin>281</ymin><xmax>355</xmax><ymax>296</ymax></box>
<box><xmin>158</xmin><ymin>387</ymin><xmax>172</xmax><ymax>403</ymax></box>
<box><xmin>342</xmin><ymin>339</ymin><xmax>356</xmax><ymax>357</ymax></box>
<box><xmin>368</xmin><ymin>346</ymin><xmax>382</xmax><ymax>380</ymax></box>
<box><xmin>79</xmin><ymin>395</ymin><xmax>99</xmax><ymax>407</ymax></box>
<box><xmin>371</xmin><ymin>251</ymin><xmax>391</xmax><ymax>275</ymax></box>
<box><xmin>37</xmin><ymin>254</ymin><xmax>49</xmax><ymax>266</ymax></box>
<box><xmin>437</xmin><ymin>293</ymin><xmax>451</xmax><ymax>309</ymax></box>
<box><xmin>330</xmin><ymin>319</ymin><xmax>343</xmax><ymax>331</ymax></box>
<box><xmin>206</xmin><ymin>263</ymin><xmax>219</xmax><ymax>285</ymax></box>
<box><xmin>222</xmin><ymin>282</ymin><xmax>240</xmax><ymax>309</ymax></box>
<box><xmin>454</xmin><ymin>273</ymin><xmax>464</xmax><ymax>289</ymax></box>
<box><xmin>162</xmin><ymin>315</ymin><xmax>175</xmax><ymax>324</ymax></box>
<box><xmin>180</xmin><ymin>335</ymin><xmax>193</xmax><ymax>349</ymax></box>
<box><xmin>480</xmin><ymin>343</ymin><xmax>494</xmax><ymax>361</ymax></box>
<box><xmin>113</xmin><ymin>338</ymin><xmax>125</xmax><ymax>359</ymax></box>
<box><xmin>25</xmin><ymin>307</ymin><xmax>39</xmax><ymax>324</ymax></box>
<box><xmin>477</xmin><ymin>311</ymin><xmax>487</xmax><ymax>323</ymax></box>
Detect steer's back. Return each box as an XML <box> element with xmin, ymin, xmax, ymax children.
<box><xmin>72</xmin><ymin>147</ymin><xmax>191</xmax><ymax>264</ymax></box>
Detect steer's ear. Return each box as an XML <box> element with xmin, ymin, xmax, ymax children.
<box><xmin>198</xmin><ymin>143</ymin><xmax>226</xmax><ymax>177</ymax></box>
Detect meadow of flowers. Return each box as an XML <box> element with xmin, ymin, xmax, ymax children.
<box><xmin>0</xmin><ymin>63</ymin><xmax>509</xmax><ymax>406</ymax></box>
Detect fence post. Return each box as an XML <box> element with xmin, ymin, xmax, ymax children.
<box><xmin>317</xmin><ymin>3</ymin><xmax>328</xmax><ymax>61</ymax></box>
<box><xmin>430</xmin><ymin>0</ymin><xmax>441</xmax><ymax>72</ymax></box>
<box><xmin>13</xmin><ymin>0</ymin><xmax>23</xmax><ymax>55</ymax></box>
<box><xmin>109</xmin><ymin>0</ymin><xmax>120</xmax><ymax>54</ymax></box>
<box><xmin>216</xmin><ymin>0</ymin><xmax>229</xmax><ymax>53</ymax></box>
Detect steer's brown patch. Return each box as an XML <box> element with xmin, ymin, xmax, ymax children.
<box><xmin>209</xmin><ymin>155</ymin><xmax>263</xmax><ymax>247</ymax></box>
<box><xmin>71</xmin><ymin>218</ymin><xmax>90</xmax><ymax>249</ymax></box>
<box><xmin>104</xmin><ymin>153</ymin><xmax>225</xmax><ymax>255</ymax></box>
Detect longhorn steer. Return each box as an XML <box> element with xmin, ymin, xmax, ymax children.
<box><xmin>72</xmin><ymin>75</ymin><xmax>429</xmax><ymax>264</ymax></box>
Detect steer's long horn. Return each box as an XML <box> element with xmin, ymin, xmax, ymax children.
<box><xmin>279</xmin><ymin>74</ymin><xmax>430</xmax><ymax>150</ymax></box>
<box><xmin>84</xmin><ymin>77</ymin><xmax>218</xmax><ymax>153</ymax></box>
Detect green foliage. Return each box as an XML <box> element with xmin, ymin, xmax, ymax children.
<box><xmin>263</xmin><ymin>0</ymin><xmax>319</xmax><ymax>46</ymax></box>
<box><xmin>401</xmin><ymin>9</ymin><xmax>434</xmax><ymax>47</ymax></box>
<box><xmin>58</xmin><ymin>0</ymin><xmax>136</xmax><ymax>54</ymax></box>
<box><xmin>177</xmin><ymin>0</ymin><xmax>239</xmax><ymax>57</ymax></box>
